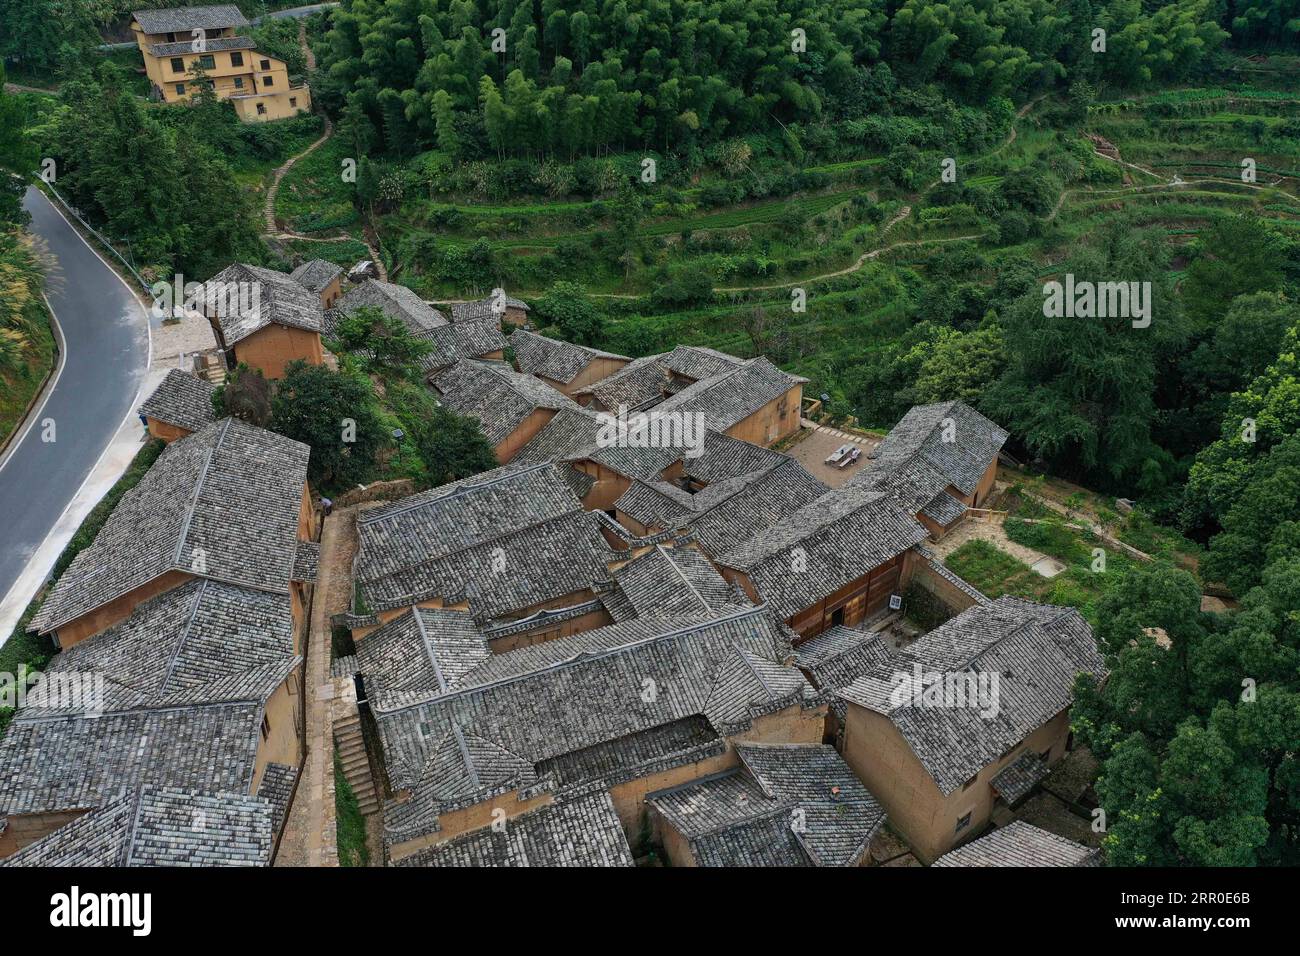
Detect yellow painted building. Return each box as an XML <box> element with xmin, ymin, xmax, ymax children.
<box><xmin>131</xmin><ymin>6</ymin><xmax>311</xmax><ymax>122</ymax></box>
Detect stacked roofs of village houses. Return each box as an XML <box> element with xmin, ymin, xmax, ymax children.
<box><xmin>848</xmin><ymin>400</ymin><xmax>1009</xmax><ymax>538</ymax></box>
<box><xmin>327</xmin><ymin>279</ymin><xmax>508</xmax><ymax>377</ymax></box>
<box><xmin>341</xmin><ymin>329</ymin><xmax>1106</xmax><ymax>865</ymax></box>
<box><xmin>187</xmin><ymin>263</ymin><xmax>521</xmax><ymax>385</ymax></box>
<box><xmin>1</xmin><ymin>416</ymin><xmax>314</xmax><ymax>866</ymax></box>
<box><xmin>33</xmin><ymin>293</ymin><xmax>1100</xmax><ymax>869</ymax></box>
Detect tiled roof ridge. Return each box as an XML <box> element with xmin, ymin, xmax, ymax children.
<box><xmin>733</xmin><ymin>644</ymin><xmax>776</xmax><ymax>699</ymax></box>
<box><xmin>156</xmin><ymin>578</ymin><xmax>209</xmax><ymax>696</ymax></box>
<box><xmin>358</xmin><ymin>461</ymin><xmax>556</xmax><ymax>526</ymax></box>
<box><xmin>170</xmin><ymin>418</ymin><xmax>231</xmax><ymax>571</ymax></box>
<box><xmin>655</xmin><ymin>544</ymin><xmax>711</xmax><ymax>612</ymax></box>
<box><xmin>121</xmin><ymin>787</ymin><xmax>149</xmax><ymax>869</ymax></box>
<box><xmin>377</xmin><ymin>604</ymin><xmax>776</xmax><ymax>717</ymax></box>
<box><xmin>14</xmin><ymin>694</ymin><xmax>269</xmax><ymax>726</ymax></box>
<box><xmin>413</xmin><ymin>607</ymin><xmax>450</xmax><ymax>694</ymax></box>
<box><xmin>361</xmin><ymin>510</ymin><xmax>604</xmax><ymax>611</ymax></box>
<box><xmin>451</xmin><ymin>726</ymin><xmax>479</xmax><ymax>789</ymax></box>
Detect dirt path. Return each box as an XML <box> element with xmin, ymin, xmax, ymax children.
<box><xmin>263</xmin><ymin>25</ymin><xmax>333</xmax><ymax>234</ymax></box>
<box><xmin>929</xmin><ymin>513</ymin><xmax>1052</xmax><ymax>568</ymax></box>
<box><xmin>597</xmin><ymin>96</ymin><xmax>1044</xmax><ymax>299</ymax></box>
<box><xmin>262</xmin><ymin>23</ymin><xmax>388</xmax><ymax>278</ymax></box>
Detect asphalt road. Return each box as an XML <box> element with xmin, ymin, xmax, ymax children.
<box><xmin>0</xmin><ymin>187</ymin><xmax>150</xmax><ymax>619</ymax></box>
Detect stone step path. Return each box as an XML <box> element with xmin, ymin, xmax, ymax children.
<box><xmin>800</xmin><ymin>418</ymin><xmax>881</xmax><ymax>447</ymax></box>
<box><xmin>334</xmin><ymin>706</ymin><xmax>379</xmax><ymax>815</ymax></box>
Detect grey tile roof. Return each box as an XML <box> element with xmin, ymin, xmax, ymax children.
<box><xmin>660</xmin><ymin>344</ymin><xmax>748</xmax><ymax>381</ymax></box>
<box><xmin>291</xmin><ymin>540</ymin><xmax>319</xmax><ymax>583</ymax></box>
<box><xmin>289</xmin><ymin>259</ymin><xmax>343</xmax><ymax>294</ymax></box>
<box><xmin>337</xmin><ymin>279</ymin><xmax>448</xmax><ymax>333</ymax></box>
<box><xmin>257</xmin><ymin>762</ymin><xmax>298</xmax><ymax>835</ymax></box>
<box><xmin>368</xmin><ymin>604</ymin><xmax>812</xmax><ymax>843</ymax></box>
<box><xmin>21</xmin><ymin>578</ymin><xmax>297</xmax><ymax>717</ymax></box>
<box><xmin>432</xmin><ymin>360</ymin><xmax>576</xmax><ymax>446</ymax></box>
<box><xmin>201</xmin><ymin>263</ymin><xmax>322</xmax><ymax>346</ymax></box>
<box><xmin>354</xmin><ymin>607</ymin><xmax>490</xmax><ymax>710</ymax></box>
<box><xmin>857</xmin><ymin>400</ymin><xmax>1008</xmax><ymax>498</ymax></box>
<box><xmin>0</xmin><ymin>701</ymin><xmax>267</xmax><ymax>817</ymax></box>
<box><xmin>571</xmin><ymin>344</ymin><xmax>775</xmax><ymax>413</ymax></box>
<box><xmin>133</xmin><ymin>5</ymin><xmax>248</xmax><ymax>34</ymax></box>
<box><xmin>393</xmin><ymin>792</ymin><xmax>632</xmax><ymax>867</ymax></box>
<box><xmin>933</xmin><ymin>820</ymin><xmax>1101</xmax><ymax>867</ymax></box>
<box><xmin>839</xmin><ymin>596</ymin><xmax>1105</xmax><ymax>795</ymax></box>
<box><xmin>0</xmin><ymin>786</ymin><xmax>276</xmax><ymax>867</ymax></box>
<box><xmin>139</xmin><ymin>368</ymin><xmax>216</xmax><ymax>433</ymax></box>
<box><xmin>31</xmin><ymin>419</ymin><xmax>310</xmax><ymax>634</ymax></box>
<box><xmin>509</xmin><ymin>407</ymin><xmax>605</xmax><ymax>466</ymax></box>
<box><xmin>648</xmin><ymin>743</ymin><xmax>886</xmax><ymax>866</ymax></box>
<box><xmin>654</xmin><ymin>356</ymin><xmax>804</xmax><ymax>433</ymax></box>
<box><xmin>990</xmin><ymin>750</ymin><xmax>1050</xmax><ymax>803</ymax></box>
<box><xmin>354</xmin><ymin>463</ymin><xmax>610</xmax><ymax>620</ymax></box>
<box><xmin>617</xmin><ymin>457</ymin><xmax>830</xmax><ymax>558</ymax></box>
<box><xmin>417</xmin><ymin>318</ymin><xmax>505</xmax><ymax>375</ymax></box>
<box><xmin>148</xmin><ymin>35</ymin><xmax>253</xmax><ymax>56</ymax></box>
<box><xmin>534</xmin><ymin>715</ymin><xmax>721</xmax><ymax>792</ymax></box>
<box><xmin>449</xmin><ymin>293</ymin><xmax>529</xmax><ymax>322</ymax></box>
<box><xmin>573</xmin><ymin>353</ymin><xmax>672</xmax><ymax>412</ymax></box>
<box><xmin>794</xmin><ymin>625</ymin><xmax>893</xmax><ymax>692</ymax></box>
<box><xmin>718</xmin><ymin>486</ymin><xmax>929</xmax><ymax>620</ymax></box>
<box><xmin>510</xmin><ymin>329</ymin><xmax>628</xmax><ymax>385</ymax></box>
<box><xmin>605</xmin><ymin>545</ymin><xmax>730</xmax><ymax>621</ymax></box>
<box><xmin>681</xmin><ymin>430</ymin><xmax>791</xmax><ymax>483</ymax></box>
<box><xmin>367</xmin><ymin>511</ymin><xmax>609</xmax><ymax>621</ymax></box>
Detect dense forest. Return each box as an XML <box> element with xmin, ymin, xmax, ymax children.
<box><xmin>312</xmin><ymin>0</ymin><xmax>1240</xmax><ymax>158</ymax></box>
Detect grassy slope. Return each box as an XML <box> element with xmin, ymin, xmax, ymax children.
<box><xmin>334</xmin><ymin>748</ymin><xmax>370</xmax><ymax>866</ymax></box>
<box><xmin>0</xmin><ymin>295</ymin><xmax>56</xmax><ymax>451</ymax></box>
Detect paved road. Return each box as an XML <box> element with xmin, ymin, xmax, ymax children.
<box><xmin>0</xmin><ymin>187</ymin><xmax>150</xmax><ymax>625</ymax></box>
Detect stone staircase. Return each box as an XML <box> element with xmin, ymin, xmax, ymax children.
<box><xmin>332</xmin><ymin>684</ymin><xmax>379</xmax><ymax>816</ymax></box>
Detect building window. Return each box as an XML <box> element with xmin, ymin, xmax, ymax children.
<box><xmin>262</xmin><ymin>75</ymin><xmax>273</xmax><ymax>87</ymax></box>
<box><xmin>170</xmin><ymin>57</ymin><xmax>184</xmax><ymax>73</ymax></box>
<box><xmin>233</xmin><ymin>76</ymin><xmax>243</xmax><ymax>89</ymax></box>
<box><xmin>955</xmin><ymin>812</ymin><xmax>972</xmax><ymax>833</ymax></box>
<box><xmin>260</xmin><ymin>58</ymin><xmax>271</xmax><ymax>71</ymax></box>
<box><xmin>260</xmin><ymin>714</ymin><xmax>270</xmax><ymax>740</ymax></box>
<box><xmin>256</xmin><ymin>103</ymin><xmax>267</xmax><ymax>115</ymax></box>
<box><xmin>289</xmin><ymin>97</ymin><xmax>297</xmax><ymax>107</ymax></box>
<box><xmin>175</xmin><ymin>83</ymin><xmax>186</xmax><ymax>96</ymax></box>
<box><xmin>198</xmin><ymin>54</ymin><xmax>215</xmax><ymax>70</ymax></box>
<box><xmin>961</xmin><ymin>773</ymin><xmax>978</xmax><ymax>791</ymax></box>
<box><xmin>229</xmin><ymin>51</ymin><xmax>243</xmax><ymax>67</ymax></box>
